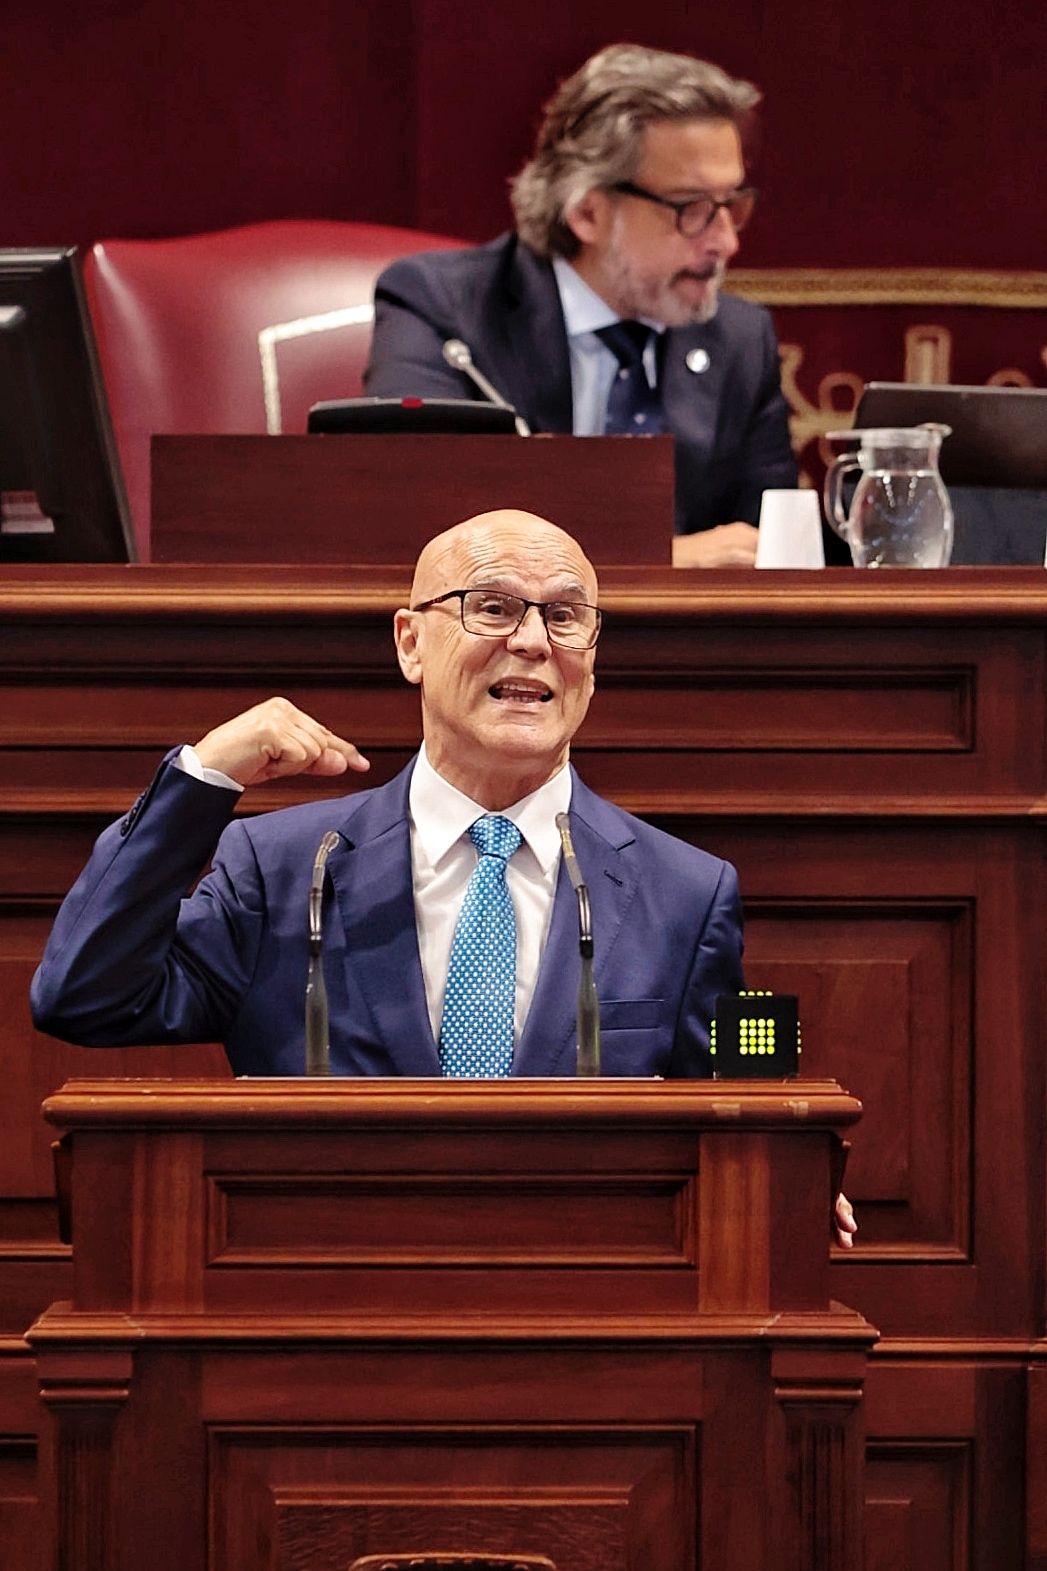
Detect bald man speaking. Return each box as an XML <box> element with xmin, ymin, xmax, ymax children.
<box><xmin>32</xmin><ymin>511</ymin><xmax>742</xmax><ymax>1079</ymax></box>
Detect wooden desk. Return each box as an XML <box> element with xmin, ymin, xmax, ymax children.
<box><xmin>2</xmin><ymin>563</ymin><xmax>1045</xmax><ymax>1568</ymax></box>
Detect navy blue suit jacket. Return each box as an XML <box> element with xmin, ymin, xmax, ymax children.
<box><xmin>365</xmin><ymin>232</ymin><xmax>797</xmax><ymax>534</ymax></box>
<box><xmin>31</xmin><ymin>756</ymin><xmax>744</xmax><ymax>1079</ymax></box>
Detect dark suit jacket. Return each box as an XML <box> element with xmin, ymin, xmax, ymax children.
<box><xmin>365</xmin><ymin>232</ymin><xmax>797</xmax><ymax>533</ymax></box>
<box><xmin>30</xmin><ymin>756</ymin><xmax>744</xmax><ymax>1079</ymax></box>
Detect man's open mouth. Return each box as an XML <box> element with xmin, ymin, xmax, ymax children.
<box><xmin>489</xmin><ymin>680</ymin><xmax>553</xmax><ymax>704</ymax></box>
<box><xmin>675</xmin><ymin>263</ymin><xmax>718</xmax><ymax>285</ymax></box>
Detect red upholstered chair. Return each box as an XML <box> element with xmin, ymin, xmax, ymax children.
<box><xmin>82</xmin><ymin>219</ymin><xmax>463</xmax><ymax>558</ymax></box>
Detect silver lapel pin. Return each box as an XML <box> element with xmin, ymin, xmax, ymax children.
<box><xmin>685</xmin><ymin>347</ymin><xmax>711</xmax><ymax>374</ymax></box>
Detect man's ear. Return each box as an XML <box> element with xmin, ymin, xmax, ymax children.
<box><xmin>393</xmin><ymin>609</ymin><xmax>423</xmax><ymax>686</ymax></box>
<box><xmin>564</xmin><ymin>188</ymin><xmax>609</xmax><ymax>248</ymax></box>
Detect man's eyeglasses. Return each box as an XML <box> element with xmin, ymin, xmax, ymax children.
<box><xmin>610</xmin><ymin>181</ymin><xmax>757</xmax><ymax>237</ymax></box>
<box><xmin>411</xmin><ymin>589</ymin><xmax>602</xmax><ymax>650</ymax></box>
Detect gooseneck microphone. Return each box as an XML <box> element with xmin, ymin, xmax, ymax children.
<box><xmin>305</xmin><ymin>830</ymin><xmax>341</xmax><ymax>1077</ymax></box>
<box><xmin>442</xmin><ymin>339</ymin><xmax>532</xmax><ymax>436</ymax></box>
<box><xmin>555</xmin><ymin>812</ymin><xmax>601</xmax><ymax>1077</ymax></box>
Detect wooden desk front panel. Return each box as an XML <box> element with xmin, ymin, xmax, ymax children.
<box><xmin>58</xmin><ymin>1339</ymin><xmax>742</xmax><ymax>1571</ymax></box>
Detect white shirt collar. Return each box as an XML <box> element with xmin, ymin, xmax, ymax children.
<box><xmin>410</xmin><ymin>744</ymin><xmax>571</xmax><ymax>875</ymax></box>
<box><xmin>552</xmin><ymin>256</ymin><xmax>665</xmax><ymax>340</ymax></box>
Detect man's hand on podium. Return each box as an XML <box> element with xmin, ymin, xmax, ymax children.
<box><xmin>194</xmin><ymin>697</ymin><xmax>370</xmax><ymax>788</ymax></box>
<box><xmin>672</xmin><ymin>521</ymin><xmax>759</xmax><ymax>568</ymax></box>
<box><xmin>834</xmin><ymin>1192</ymin><xmax>857</xmax><ymax>1250</ymax></box>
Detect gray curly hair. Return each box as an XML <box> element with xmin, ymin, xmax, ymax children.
<box><xmin>510</xmin><ymin>43</ymin><xmax>760</xmax><ymax>260</ymax></box>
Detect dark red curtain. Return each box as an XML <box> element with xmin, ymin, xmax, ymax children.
<box><xmin>3</xmin><ymin>0</ymin><xmax>1044</xmax><ymax>267</ymax></box>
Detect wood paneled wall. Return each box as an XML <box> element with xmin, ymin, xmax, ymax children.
<box><xmin>2</xmin><ymin>562</ymin><xmax>1046</xmax><ymax>1568</ymax></box>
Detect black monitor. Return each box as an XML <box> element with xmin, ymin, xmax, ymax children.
<box><xmin>855</xmin><ymin>382</ymin><xmax>1047</xmax><ymax>488</ymax></box>
<box><xmin>308</xmin><ymin>395</ymin><xmax>518</xmax><ymax>435</ymax></box>
<box><xmin>854</xmin><ymin>382</ymin><xmax>1047</xmax><ymax>565</ymax></box>
<box><xmin>0</xmin><ymin>247</ymin><xmax>136</xmax><ymax>563</ymax></box>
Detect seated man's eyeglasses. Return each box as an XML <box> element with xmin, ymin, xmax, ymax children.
<box><xmin>411</xmin><ymin>589</ymin><xmax>602</xmax><ymax>650</ymax></box>
<box><xmin>610</xmin><ymin>181</ymin><xmax>757</xmax><ymax>237</ymax></box>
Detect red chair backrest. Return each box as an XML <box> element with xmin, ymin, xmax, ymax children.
<box><xmin>82</xmin><ymin>219</ymin><xmax>463</xmax><ymax>557</ymax></box>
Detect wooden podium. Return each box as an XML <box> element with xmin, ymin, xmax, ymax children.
<box><xmin>29</xmin><ymin>1077</ymin><xmax>874</xmax><ymax>1571</ymax></box>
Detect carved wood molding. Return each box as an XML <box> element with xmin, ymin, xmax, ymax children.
<box><xmin>7</xmin><ymin>788</ymin><xmax>1047</xmax><ymax>823</ymax></box>
<box><xmin>27</xmin><ymin>1303</ymin><xmax>878</xmax><ymax>1346</ymax></box>
<box><xmin>8</xmin><ymin>565</ymin><xmax>1047</xmax><ymax>625</ymax></box>
<box><xmin>41</xmin><ymin>1076</ymin><xmax>863</xmax><ymax>1130</ymax></box>
<box><xmin>728</xmin><ymin>267</ymin><xmax>1047</xmax><ymax>308</ymax></box>
<box><xmin>771</xmin><ymin>1349</ymin><xmax>868</xmax><ymax>1571</ymax></box>
<box><xmin>348</xmin><ymin>1558</ymin><xmax>558</xmax><ymax>1571</ymax></box>
<box><xmin>36</xmin><ymin>1346</ymin><xmax>133</xmax><ymax>1571</ymax></box>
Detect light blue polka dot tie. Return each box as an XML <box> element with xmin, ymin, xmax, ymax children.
<box><xmin>439</xmin><ymin>815</ymin><xmax>522</xmax><ymax>1078</ymax></box>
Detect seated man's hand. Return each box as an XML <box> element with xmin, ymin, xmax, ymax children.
<box><xmin>672</xmin><ymin>522</ymin><xmax>759</xmax><ymax>569</ymax></box>
<box><xmin>834</xmin><ymin>1192</ymin><xmax>857</xmax><ymax>1250</ymax></box>
<box><xmin>194</xmin><ymin>697</ymin><xmax>371</xmax><ymax>788</ymax></box>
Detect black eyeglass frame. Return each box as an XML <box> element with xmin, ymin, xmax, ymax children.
<box><xmin>610</xmin><ymin>180</ymin><xmax>757</xmax><ymax>237</ymax></box>
<box><xmin>410</xmin><ymin>589</ymin><xmax>602</xmax><ymax>649</ymax></box>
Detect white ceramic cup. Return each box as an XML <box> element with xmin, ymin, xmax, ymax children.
<box><xmin>755</xmin><ymin>488</ymin><xmax>826</xmax><ymax>569</ymax></box>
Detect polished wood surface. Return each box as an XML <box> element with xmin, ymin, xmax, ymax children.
<box><xmin>30</xmin><ymin>1079</ymin><xmax>871</xmax><ymax>1571</ymax></box>
<box><xmin>2</xmin><ymin>562</ymin><xmax>1045</xmax><ymax>1568</ymax></box>
<box><xmin>150</xmin><ymin>435</ymin><xmax>676</xmax><ymax>565</ymax></box>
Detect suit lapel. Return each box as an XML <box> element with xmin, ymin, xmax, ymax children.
<box><xmin>327</xmin><ymin>763</ymin><xmax>442</xmax><ymax>1076</ymax></box>
<box><xmin>661</xmin><ymin>316</ymin><xmax>729</xmax><ymax>461</ymax></box>
<box><xmin>514</xmin><ymin>773</ymin><xmax>639</xmax><ymax>1077</ymax></box>
<box><xmin>489</xmin><ymin>239</ymin><xmax>575</xmax><ymax>434</ymax></box>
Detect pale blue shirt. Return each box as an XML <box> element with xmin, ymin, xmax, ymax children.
<box><xmin>551</xmin><ymin>258</ymin><xmax>664</xmax><ymax>435</ymax></box>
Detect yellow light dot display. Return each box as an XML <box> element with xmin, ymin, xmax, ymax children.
<box><xmin>713</xmin><ymin>991</ymin><xmax>799</xmax><ymax>1078</ymax></box>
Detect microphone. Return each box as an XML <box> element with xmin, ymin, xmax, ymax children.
<box><xmin>442</xmin><ymin>339</ymin><xmax>532</xmax><ymax>436</ymax></box>
<box><xmin>555</xmin><ymin>811</ymin><xmax>601</xmax><ymax>1077</ymax></box>
<box><xmin>305</xmin><ymin>830</ymin><xmax>341</xmax><ymax>1077</ymax></box>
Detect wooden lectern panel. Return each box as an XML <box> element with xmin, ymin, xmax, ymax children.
<box><xmin>211</xmin><ymin>1422</ymin><xmax>689</xmax><ymax>1571</ymax></box>
<box><xmin>150</xmin><ymin>433</ymin><xmax>675</xmax><ymax>565</ymax></box>
<box><xmin>28</xmin><ymin>1078</ymin><xmax>871</xmax><ymax>1571</ymax></box>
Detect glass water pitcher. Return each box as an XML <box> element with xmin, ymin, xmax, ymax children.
<box><xmin>824</xmin><ymin>424</ymin><xmax>953</xmax><ymax>568</ymax></box>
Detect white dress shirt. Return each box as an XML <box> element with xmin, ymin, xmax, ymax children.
<box><xmin>551</xmin><ymin>257</ymin><xmax>663</xmax><ymax>435</ymax></box>
<box><xmin>177</xmin><ymin>745</ymin><xmax>243</xmax><ymax>791</ymax></box>
<box><xmin>409</xmin><ymin>744</ymin><xmax>570</xmax><ymax>1042</ymax></box>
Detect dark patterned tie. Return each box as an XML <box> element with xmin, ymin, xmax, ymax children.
<box><xmin>595</xmin><ymin>321</ymin><xmax>665</xmax><ymax>436</ymax></box>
